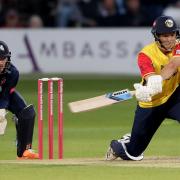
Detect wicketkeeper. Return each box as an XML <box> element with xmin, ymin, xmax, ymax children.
<box><xmin>0</xmin><ymin>41</ymin><xmax>39</xmax><ymax>159</ymax></box>
<box><xmin>106</xmin><ymin>15</ymin><xmax>180</xmax><ymax>161</ymax></box>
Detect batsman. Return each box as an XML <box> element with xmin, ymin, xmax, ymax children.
<box><xmin>106</xmin><ymin>15</ymin><xmax>180</xmax><ymax>160</ymax></box>
<box><xmin>0</xmin><ymin>41</ymin><xmax>39</xmax><ymax>159</ymax></box>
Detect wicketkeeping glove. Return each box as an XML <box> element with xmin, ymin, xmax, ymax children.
<box><xmin>0</xmin><ymin>109</ymin><xmax>7</xmax><ymax>135</ymax></box>
<box><xmin>134</xmin><ymin>83</ymin><xmax>153</xmax><ymax>102</ymax></box>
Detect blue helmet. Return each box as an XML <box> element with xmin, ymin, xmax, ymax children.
<box><xmin>0</xmin><ymin>41</ymin><xmax>11</xmax><ymax>74</ymax></box>
<box><xmin>0</xmin><ymin>41</ymin><xmax>11</xmax><ymax>60</ymax></box>
<box><xmin>151</xmin><ymin>16</ymin><xmax>179</xmax><ymax>39</ymax></box>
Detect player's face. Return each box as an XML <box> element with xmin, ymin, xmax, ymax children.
<box><xmin>0</xmin><ymin>58</ymin><xmax>8</xmax><ymax>73</ymax></box>
<box><xmin>159</xmin><ymin>33</ymin><xmax>176</xmax><ymax>51</ymax></box>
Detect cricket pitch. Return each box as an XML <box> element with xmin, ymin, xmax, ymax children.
<box><xmin>0</xmin><ymin>156</ymin><xmax>180</xmax><ymax>168</ymax></box>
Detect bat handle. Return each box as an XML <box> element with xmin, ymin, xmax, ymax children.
<box><xmin>130</xmin><ymin>90</ymin><xmax>136</xmax><ymax>96</ymax></box>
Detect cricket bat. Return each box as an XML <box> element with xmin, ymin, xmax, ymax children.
<box><xmin>68</xmin><ymin>89</ymin><xmax>135</xmax><ymax>113</ymax></box>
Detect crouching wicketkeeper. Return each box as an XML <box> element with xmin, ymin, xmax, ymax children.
<box><xmin>0</xmin><ymin>41</ymin><xmax>39</xmax><ymax>159</ymax></box>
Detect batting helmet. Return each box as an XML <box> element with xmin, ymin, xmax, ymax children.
<box><xmin>0</xmin><ymin>41</ymin><xmax>11</xmax><ymax>74</ymax></box>
<box><xmin>0</xmin><ymin>41</ymin><xmax>11</xmax><ymax>60</ymax></box>
<box><xmin>151</xmin><ymin>16</ymin><xmax>179</xmax><ymax>39</ymax></box>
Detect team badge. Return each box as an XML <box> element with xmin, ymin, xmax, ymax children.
<box><xmin>165</xmin><ymin>19</ymin><xmax>174</xmax><ymax>28</ymax></box>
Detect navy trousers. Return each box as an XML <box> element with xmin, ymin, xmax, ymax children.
<box><xmin>126</xmin><ymin>85</ymin><xmax>180</xmax><ymax>157</ymax></box>
<box><xmin>0</xmin><ymin>91</ymin><xmax>26</xmax><ymax>116</ymax></box>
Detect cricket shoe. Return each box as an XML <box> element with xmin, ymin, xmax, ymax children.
<box><xmin>105</xmin><ymin>133</ymin><xmax>131</xmax><ymax>161</ymax></box>
<box><xmin>105</xmin><ymin>146</ymin><xmax>118</xmax><ymax>160</ymax></box>
<box><xmin>17</xmin><ymin>149</ymin><xmax>39</xmax><ymax>160</ymax></box>
<box><xmin>117</xmin><ymin>133</ymin><xmax>131</xmax><ymax>144</ymax></box>
<box><xmin>110</xmin><ymin>140</ymin><xmax>144</xmax><ymax>161</ymax></box>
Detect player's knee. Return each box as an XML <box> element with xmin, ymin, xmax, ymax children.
<box><xmin>110</xmin><ymin>140</ymin><xmax>143</xmax><ymax>161</ymax></box>
<box><xmin>0</xmin><ymin>109</ymin><xmax>7</xmax><ymax>122</ymax></box>
<box><xmin>17</xmin><ymin>104</ymin><xmax>36</xmax><ymax>121</ymax></box>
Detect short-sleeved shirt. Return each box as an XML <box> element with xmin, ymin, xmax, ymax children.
<box><xmin>137</xmin><ymin>41</ymin><xmax>180</xmax><ymax>108</ymax></box>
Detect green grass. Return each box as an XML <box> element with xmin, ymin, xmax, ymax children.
<box><xmin>0</xmin><ymin>74</ymin><xmax>180</xmax><ymax>179</ymax></box>
<box><xmin>1</xmin><ymin>165</ymin><xmax>180</xmax><ymax>180</ymax></box>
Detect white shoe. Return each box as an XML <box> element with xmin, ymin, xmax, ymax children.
<box><xmin>117</xmin><ymin>133</ymin><xmax>131</xmax><ymax>144</ymax></box>
<box><xmin>0</xmin><ymin>119</ymin><xmax>7</xmax><ymax>135</ymax></box>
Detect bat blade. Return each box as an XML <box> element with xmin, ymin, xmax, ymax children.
<box><xmin>68</xmin><ymin>89</ymin><xmax>135</xmax><ymax>113</ymax></box>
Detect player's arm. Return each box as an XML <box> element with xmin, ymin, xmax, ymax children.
<box><xmin>161</xmin><ymin>43</ymin><xmax>180</xmax><ymax>79</ymax></box>
<box><xmin>161</xmin><ymin>56</ymin><xmax>180</xmax><ymax>80</ymax></box>
<box><xmin>0</xmin><ymin>66</ymin><xmax>19</xmax><ymax>106</ymax></box>
<box><xmin>134</xmin><ymin>53</ymin><xmax>162</xmax><ymax>102</ymax></box>
<box><xmin>143</xmin><ymin>56</ymin><xmax>180</xmax><ymax>82</ymax></box>
<box><xmin>138</xmin><ymin>53</ymin><xmax>162</xmax><ymax>93</ymax></box>
<box><xmin>135</xmin><ymin>49</ymin><xmax>180</xmax><ymax>102</ymax></box>
<box><xmin>0</xmin><ymin>66</ymin><xmax>19</xmax><ymax>135</ymax></box>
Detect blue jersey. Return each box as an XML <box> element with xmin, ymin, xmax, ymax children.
<box><xmin>0</xmin><ymin>63</ymin><xmax>20</xmax><ymax>109</ymax></box>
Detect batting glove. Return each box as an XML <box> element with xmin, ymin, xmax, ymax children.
<box><xmin>134</xmin><ymin>83</ymin><xmax>153</xmax><ymax>102</ymax></box>
<box><xmin>147</xmin><ymin>75</ymin><xmax>163</xmax><ymax>96</ymax></box>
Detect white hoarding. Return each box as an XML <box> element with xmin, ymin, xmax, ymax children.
<box><xmin>0</xmin><ymin>28</ymin><xmax>153</xmax><ymax>74</ymax></box>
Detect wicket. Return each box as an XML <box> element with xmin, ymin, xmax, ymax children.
<box><xmin>38</xmin><ymin>77</ymin><xmax>63</xmax><ymax>159</ymax></box>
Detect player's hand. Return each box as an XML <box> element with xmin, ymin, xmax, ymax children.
<box><xmin>134</xmin><ymin>83</ymin><xmax>152</xmax><ymax>102</ymax></box>
<box><xmin>147</xmin><ymin>75</ymin><xmax>163</xmax><ymax>96</ymax></box>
